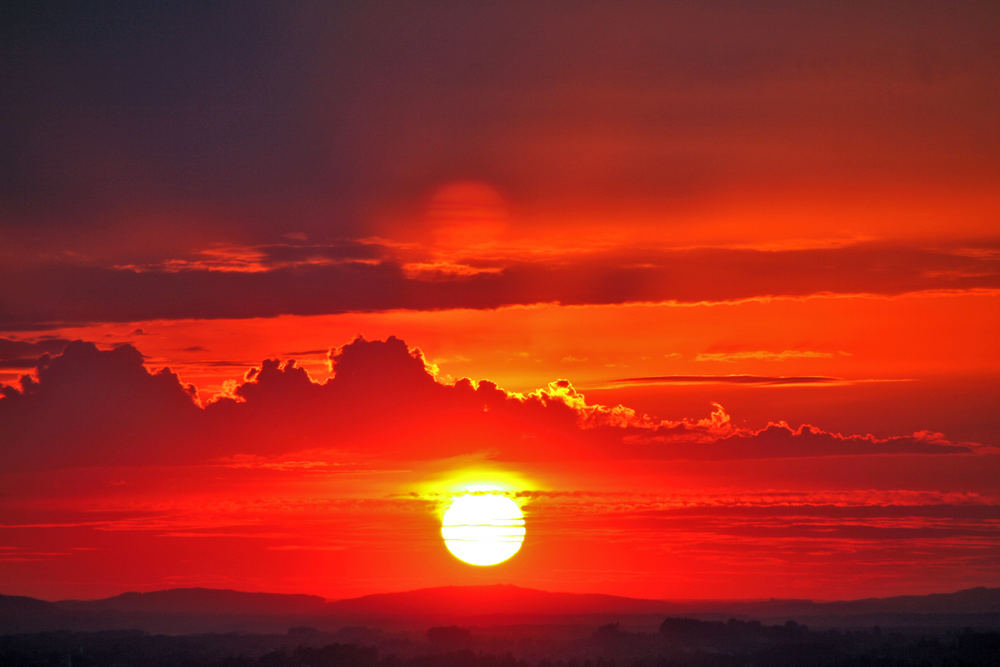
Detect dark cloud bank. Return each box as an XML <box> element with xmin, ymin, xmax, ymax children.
<box><xmin>2</xmin><ymin>240</ymin><xmax>1000</xmax><ymax>327</ymax></box>
<box><xmin>0</xmin><ymin>337</ymin><xmax>973</xmax><ymax>470</ymax></box>
<box><xmin>0</xmin><ymin>337</ymin><xmax>73</xmax><ymax>368</ymax></box>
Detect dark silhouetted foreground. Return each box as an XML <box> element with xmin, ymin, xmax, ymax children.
<box><xmin>2</xmin><ymin>618</ymin><xmax>999</xmax><ymax>667</ymax></box>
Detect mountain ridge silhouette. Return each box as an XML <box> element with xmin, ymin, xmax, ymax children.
<box><xmin>2</xmin><ymin>584</ymin><xmax>998</xmax><ymax>625</ymax></box>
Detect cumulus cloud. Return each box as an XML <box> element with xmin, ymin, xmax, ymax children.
<box><xmin>0</xmin><ymin>337</ymin><xmax>73</xmax><ymax>368</ymax></box>
<box><xmin>0</xmin><ymin>336</ymin><xmax>975</xmax><ymax>470</ymax></box>
<box><xmin>0</xmin><ymin>341</ymin><xmax>201</xmax><ymax>468</ymax></box>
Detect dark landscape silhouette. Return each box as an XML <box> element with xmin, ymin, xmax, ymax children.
<box><xmin>2</xmin><ymin>585</ymin><xmax>999</xmax><ymax>666</ymax></box>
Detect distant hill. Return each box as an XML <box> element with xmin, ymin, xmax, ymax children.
<box><xmin>58</xmin><ymin>587</ymin><xmax>328</xmax><ymax>616</ymax></box>
<box><xmin>819</xmin><ymin>587</ymin><xmax>1000</xmax><ymax>615</ymax></box>
<box><xmin>328</xmin><ymin>584</ymin><xmax>674</xmax><ymax>618</ymax></box>
<box><xmin>1</xmin><ymin>585</ymin><xmax>998</xmax><ymax>634</ymax></box>
<box><xmin>0</xmin><ymin>594</ymin><xmax>67</xmax><ymax>634</ymax></box>
<box><xmin>0</xmin><ymin>594</ymin><xmax>57</xmax><ymax>615</ymax></box>
<box><xmin>326</xmin><ymin>584</ymin><xmax>1000</xmax><ymax>626</ymax></box>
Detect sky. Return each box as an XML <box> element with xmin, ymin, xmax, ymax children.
<box><xmin>1</xmin><ymin>1</ymin><xmax>999</xmax><ymax>602</ymax></box>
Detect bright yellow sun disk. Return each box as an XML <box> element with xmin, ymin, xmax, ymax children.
<box><xmin>441</xmin><ymin>493</ymin><xmax>525</xmax><ymax>566</ymax></box>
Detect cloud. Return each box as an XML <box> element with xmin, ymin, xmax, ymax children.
<box><xmin>604</xmin><ymin>375</ymin><xmax>913</xmax><ymax>388</ymax></box>
<box><xmin>0</xmin><ymin>336</ymin><xmax>975</xmax><ymax>471</ymax></box>
<box><xmin>0</xmin><ymin>341</ymin><xmax>201</xmax><ymax>468</ymax></box>
<box><xmin>111</xmin><ymin>242</ymin><xmax>383</xmax><ymax>274</ymax></box>
<box><xmin>0</xmin><ymin>337</ymin><xmax>73</xmax><ymax>368</ymax></box>
<box><xmin>514</xmin><ymin>489</ymin><xmax>998</xmax><ymax>511</ymax></box>
<box><xmin>694</xmin><ymin>350</ymin><xmax>846</xmax><ymax>363</ymax></box>
<box><xmin>2</xmin><ymin>240</ymin><xmax>999</xmax><ymax>326</ymax></box>
<box><xmin>607</xmin><ymin>375</ymin><xmax>844</xmax><ymax>386</ymax></box>
<box><xmin>627</xmin><ymin>421</ymin><xmax>973</xmax><ymax>460</ymax></box>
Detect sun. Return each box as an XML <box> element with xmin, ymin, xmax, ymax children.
<box><xmin>441</xmin><ymin>492</ymin><xmax>525</xmax><ymax>566</ymax></box>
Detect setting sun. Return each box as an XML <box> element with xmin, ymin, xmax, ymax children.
<box><xmin>441</xmin><ymin>493</ymin><xmax>526</xmax><ymax>566</ymax></box>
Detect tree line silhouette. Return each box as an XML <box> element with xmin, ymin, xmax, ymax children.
<box><xmin>1</xmin><ymin>617</ymin><xmax>998</xmax><ymax>666</ymax></box>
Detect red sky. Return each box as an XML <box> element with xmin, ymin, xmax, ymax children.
<box><xmin>1</xmin><ymin>1</ymin><xmax>999</xmax><ymax>602</ymax></box>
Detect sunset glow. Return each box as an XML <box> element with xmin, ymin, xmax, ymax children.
<box><xmin>1</xmin><ymin>1</ymin><xmax>998</xmax><ymax>611</ymax></box>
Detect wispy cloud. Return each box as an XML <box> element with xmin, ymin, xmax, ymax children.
<box><xmin>606</xmin><ymin>374</ymin><xmax>842</xmax><ymax>386</ymax></box>
<box><xmin>694</xmin><ymin>350</ymin><xmax>850</xmax><ymax>363</ymax></box>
